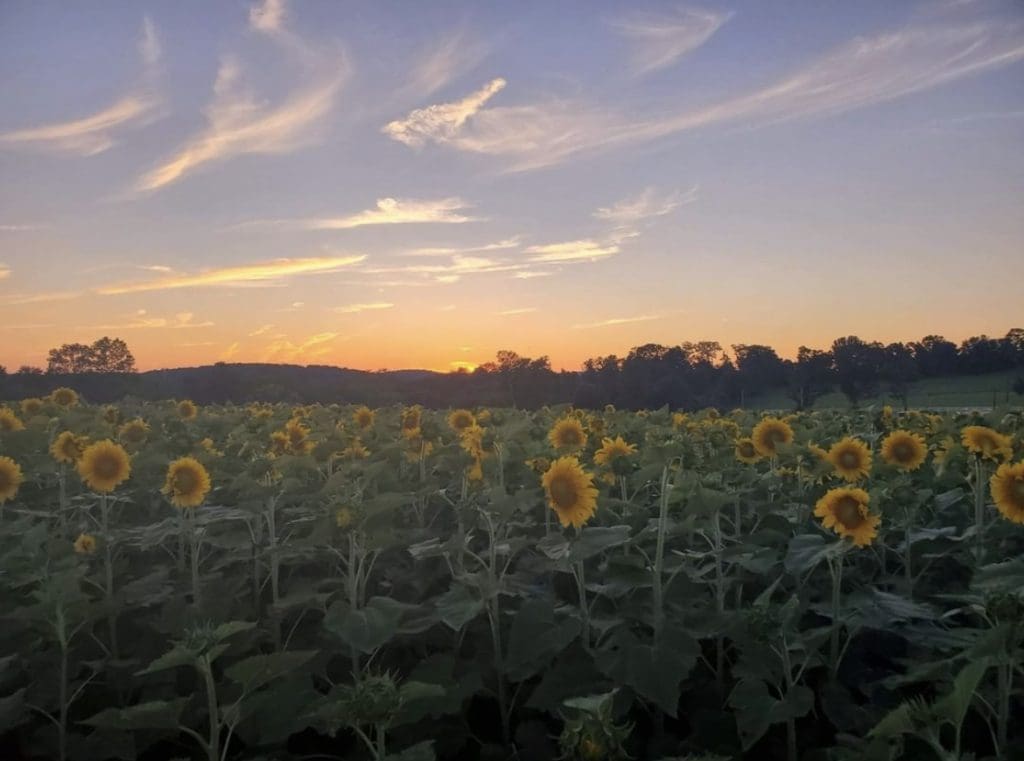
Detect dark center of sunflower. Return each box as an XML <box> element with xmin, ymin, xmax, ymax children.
<box><xmin>174</xmin><ymin>469</ymin><xmax>198</xmax><ymax>494</ymax></box>
<box><xmin>739</xmin><ymin>442</ymin><xmax>755</xmax><ymax>458</ymax></box>
<box><xmin>0</xmin><ymin>470</ymin><xmax>10</xmax><ymax>490</ymax></box>
<box><xmin>548</xmin><ymin>475</ymin><xmax>577</xmax><ymax>509</ymax></box>
<box><xmin>835</xmin><ymin>496</ymin><xmax>864</xmax><ymax>529</ymax></box>
<box><xmin>94</xmin><ymin>454</ymin><xmax>121</xmax><ymax>480</ymax></box>
<box><xmin>893</xmin><ymin>442</ymin><xmax>912</xmax><ymax>462</ymax></box>
<box><xmin>840</xmin><ymin>451</ymin><xmax>860</xmax><ymax>469</ymax></box>
<box><xmin>559</xmin><ymin>429</ymin><xmax>583</xmax><ymax>447</ymax></box>
<box><xmin>1013</xmin><ymin>478</ymin><xmax>1024</xmax><ymax>500</ymax></box>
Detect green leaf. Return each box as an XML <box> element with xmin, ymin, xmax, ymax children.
<box><xmin>434</xmin><ymin>583</ymin><xmax>484</xmax><ymax>631</ymax></box>
<box><xmin>224</xmin><ymin>650</ymin><xmax>317</xmax><ymax>693</ymax></box>
<box><xmin>569</xmin><ymin>525</ymin><xmax>632</xmax><ymax>562</ymax></box>
<box><xmin>730</xmin><ymin>679</ymin><xmax>813</xmax><ymax>750</ymax></box>
<box><xmin>933</xmin><ymin>659</ymin><xmax>988</xmax><ymax>729</ymax></box>
<box><xmin>506</xmin><ymin>599</ymin><xmax>581</xmax><ymax>680</ymax></box>
<box><xmin>595</xmin><ymin>628</ymin><xmax>697</xmax><ymax>714</ymax></box>
<box><xmin>324</xmin><ymin>597</ymin><xmax>406</xmax><ymax>653</ymax></box>
<box><xmin>0</xmin><ymin>688</ymin><xmax>26</xmax><ymax>733</ymax></box>
<box><xmin>136</xmin><ymin>646</ymin><xmax>195</xmax><ymax>676</ymax></box>
<box><xmin>80</xmin><ymin>699</ymin><xmax>188</xmax><ymax>731</ymax></box>
<box><xmin>383</xmin><ymin>740</ymin><xmax>435</xmax><ymax>761</ymax></box>
<box><xmin>784</xmin><ymin>534</ymin><xmax>844</xmax><ymax>574</ymax></box>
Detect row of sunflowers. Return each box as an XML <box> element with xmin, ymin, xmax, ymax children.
<box><xmin>0</xmin><ymin>389</ymin><xmax>1022</xmax><ymax>760</ymax></box>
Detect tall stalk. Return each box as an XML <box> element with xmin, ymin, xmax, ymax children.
<box><xmin>99</xmin><ymin>494</ymin><xmax>118</xmax><ymax>659</ymax></box>
<box><xmin>828</xmin><ymin>553</ymin><xmax>844</xmax><ymax>677</ymax></box>
<box><xmin>652</xmin><ymin>466</ymin><xmax>671</xmax><ymax>644</ymax></box>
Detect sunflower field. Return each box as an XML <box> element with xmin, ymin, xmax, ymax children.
<box><xmin>1</xmin><ymin>391</ymin><xmax>1023</xmax><ymax>761</ymax></box>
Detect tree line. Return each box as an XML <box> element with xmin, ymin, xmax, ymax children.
<box><xmin>1</xmin><ymin>330</ymin><xmax>1022</xmax><ymax>409</ymax></box>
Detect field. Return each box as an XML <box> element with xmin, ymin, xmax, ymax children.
<box><xmin>0</xmin><ymin>394</ymin><xmax>1023</xmax><ymax>761</ymax></box>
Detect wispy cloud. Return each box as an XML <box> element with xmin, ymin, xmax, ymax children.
<box><xmin>525</xmin><ymin>239</ymin><xmax>620</xmax><ymax>263</ymax></box>
<box><xmin>97</xmin><ymin>254</ymin><xmax>365</xmax><ymax>295</ymax></box>
<box><xmin>334</xmin><ymin>302</ymin><xmax>394</xmax><ymax>314</ymax></box>
<box><xmin>400</xmin><ymin>236</ymin><xmax>520</xmax><ymax>257</ymax></box>
<box><xmin>512</xmin><ymin>270</ymin><xmax>553</xmax><ymax>279</ymax></box>
<box><xmin>497</xmin><ymin>307</ymin><xmax>537</xmax><ymax>316</ymax></box>
<box><xmin>261</xmin><ymin>331</ymin><xmax>340</xmax><ymax>362</ymax></box>
<box><xmin>0</xmin><ymin>224</ymin><xmax>44</xmax><ymax>232</ymax></box>
<box><xmin>250</xmin><ymin>0</ymin><xmax>286</xmax><ymax>34</ymax></box>
<box><xmin>359</xmin><ymin>254</ymin><xmax>521</xmax><ymax>279</ymax></box>
<box><xmin>406</xmin><ymin>29</ymin><xmax>490</xmax><ymax>96</ymax></box>
<box><xmin>85</xmin><ymin>312</ymin><xmax>214</xmax><ymax>330</ymax></box>
<box><xmin>0</xmin><ymin>20</ymin><xmax>162</xmax><ymax>156</ymax></box>
<box><xmin>610</xmin><ymin>5</ymin><xmax>732</xmax><ymax>75</ymax></box>
<box><xmin>594</xmin><ymin>185</ymin><xmax>697</xmax><ymax>224</ymax></box>
<box><xmin>383</xmin><ymin>77</ymin><xmax>506</xmax><ymax>147</ymax></box>
<box><xmin>286</xmin><ymin>197</ymin><xmax>478</xmax><ymax>230</ymax></box>
<box><xmin>220</xmin><ymin>342</ymin><xmax>241</xmax><ymax>360</ymax></box>
<box><xmin>573</xmin><ymin>314</ymin><xmax>660</xmax><ymax>329</ymax></box>
<box><xmin>0</xmin><ymin>264</ymin><xmax>9</xmax><ymax>280</ymax></box>
<box><xmin>3</xmin><ymin>290</ymin><xmax>81</xmax><ymax>305</ymax></box>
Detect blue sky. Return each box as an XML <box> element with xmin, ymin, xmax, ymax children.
<box><xmin>1</xmin><ymin>0</ymin><xmax>1022</xmax><ymax>371</ymax></box>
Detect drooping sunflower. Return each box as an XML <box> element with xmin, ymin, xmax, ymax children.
<box><xmin>73</xmin><ymin>533</ymin><xmax>97</xmax><ymax>555</ymax></box>
<box><xmin>118</xmin><ymin>418</ymin><xmax>150</xmax><ymax>446</ymax></box>
<box><xmin>990</xmin><ymin>461</ymin><xmax>1024</xmax><ymax>524</ymax></box>
<box><xmin>50</xmin><ymin>431</ymin><xmax>89</xmax><ymax>464</ymax></box>
<box><xmin>593</xmin><ymin>436</ymin><xmax>637</xmax><ymax>469</ymax></box>
<box><xmin>163</xmin><ymin>456</ymin><xmax>212</xmax><ymax>509</ymax></box>
<box><xmin>176</xmin><ymin>399</ymin><xmax>198</xmax><ymax>420</ymax></box>
<box><xmin>76</xmin><ymin>440</ymin><xmax>131</xmax><ymax>493</ymax></box>
<box><xmin>735</xmin><ymin>437</ymin><xmax>761</xmax><ymax>464</ymax></box>
<box><xmin>459</xmin><ymin>424</ymin><xmax>486</xmax><ymax>459</ymax></box>
<box><xmin>0</xmin><ymin>408</ymin><xmax>25</xmax><ymax>432</ymax></box>
<box><xmin>0</xmin><ymin>456</ymin><xmax>24</xmax><ymax>504</ymax></box>
<box><xmin>548</xmin><ymin>417</ymin><xmax>587</xmax><ymax>453</ymax></box>
<box><xmin>827</xmin><ymin>437</ymin><xmax>873</xmax><ymax>482</ymax></box>
<box><xmin>880</xmin><ymin>430</ymin><xmax>927</xmax><ymax>471</ymax></box>
<box><xmin>814</xmin><ymin>487</ymin><xmax>880</xmax><ymax>547</ymax></box>
<box><xmin>20</xmin><ymin>398</ymin><xmax>44</xmax><ymax>417</ymax></box>
<box><xmin>751</xmin><ymin>417</ymin><xmax>794</xmax><ymax>458</ymax></box>
<box><xmin>401</xmin><ymin>407</ymin><xmax>422</xmax><ymax>438</ymax></box>
<box><xmin>269</xmin><ymin>430</ymin><xmax>290</xmax><ymax>456</ymax></box>
<box><xmin>448</xmin><ymin>409</ymin><xmax>476</xmax><ymax>433</ymax></box>
<box><xmin>353</xmin><ymin>406</ymin><xmax>375</xmax><ymax>430</ymax></box>
<box><xmin>50</xmin><ymin>387</ymin><xmax>79</xmax><ymax>407</ymax></box>
<box><xmin>541</xmin><ymin>457</ymin><xmax>598</xmax><ymax>529</ymax></box>
<box><xmin>961</xmin><ymin>426</ymin><xmax>1013</xmax><ymax>462</ymax></box>
<box><xmin>283</xmin><ymin>418</ymin><xmax>314</xmax><ymax>454</ymax></box>
<box><xmin>102</xmin><ymin>405</ymin><xmax>121</xmax><ymax>425</ymax></box>
<box><xmin>525</xmin><ymin>456</ymin><xmax>551</xmax><ymax>474</ymax></box>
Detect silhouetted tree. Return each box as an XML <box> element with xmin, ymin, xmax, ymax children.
<box><xmin>832</xmin><ymin>336</ymin><xmax>885</xmax><ymax>406</ymax></box>
<box><xmin>882</xmin><ymin>342</ymin><xmax>918</xmax><ymax>409</ymax></box>
<box><xmin>958</xmin><ymin>335</ymin><xmax>1011</xmax><ymax>374</ymax></box>
<box><xmin>787</xmin><ymin>347</ymin><xmax>833</xmax><ymax>410</ymax></box>
<box><xmin>911</xmin><ymin>335</ymin><xmax>959</xmax><ymax>377</ymax></box>
<box><xmin>46</xmin><ymin>337</ymin><xmax>136</xmax><ymax>374</ymax></box>
<box><xmin>733</xmin><ymin>344</ymin><xmax>786</xmax><ymax>405</ymax></box>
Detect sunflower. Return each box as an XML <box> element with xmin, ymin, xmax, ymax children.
<box><xmin>467</xmin><ymin>457</ymin><xmax>484</xmax><ymax>482</ymax></box>
<box><xmin>163</xmin><ymin>456</ymin><xmax>211</xmax><ymax>509</ymax></box>
<box><xmin>74</xmin><ymin>533</ymin><xmax>97</xmax><ymax>555</ymax></box>
<box><xmin>751</xmin><ymin>417</ymin><xmax>794</xmax><ymax>458</ymax></box>
<box><xmin>880</xmin><ymin>430</ymin><xmax>927</xmax><ymax>471</ymax></box>
<box><xmin>283</xmin><ymin>418</ymin><xmax>314</xmax><ymax>454</ymax></box>
<box><xmin>593</xmin><ymin>436</ymin><xmax>637</xmax><ymax>469</ymax></box>
<box><xmin>459</xmin><ymin>424</ymin><xmax>486</xmax><ymax>459</ymax></box>
<box><xmin>353</xmin><ymin>406</ymin><xmax>375</xmax><ymax>430</ymax></box>
<box><xmin>549</xmin><ymin>417</ymin><xmax>587</xmax><ymax>452</ymax></box>
<box><xmin>335</xmin><ymin>506</ymin><xmax>356</xmax><ymax>529</ymax></box>
<box><xmin>961</xmin><ymin>426</ymin><xmax>1013</xmax><ymax>462</ymax></box>
<box><xmin>525</xmin><ymin>456</ymin><xmax>551</xmax><ymax>474</ymax></box>
<box><xmin>0</xmin><ymin>408</ymin><xmax>25</xmax><ymax>432</ymax></box>
<box><xmin>671</xmin><ymin>412</ymin><xmax>688</xmax><ymax>430</ymax></box>
<box><xmin>448</xmin><ymin>409</ymin><xmax>476</xmax><ymax>433</ymax></box>
<box><xmin>814</xmin><ymin>487</ymin><xmax>880</xmax><ymax>547</ymax></box>
<box><xmin>50</xmin><ymin>387</ymin><xmax>79</xmax><ymax>407</ymax></box>
<box><xmin>734</xmin><ymin>437</ymin><xmax>761</xmax><ymax>464</ymax></box>
<box><xmin>542</xmin><ymin>457</ymin><xmax>598</xmax><ymax>529</ymax></box>
<box><xmin>50</xmin><ymin>431</ymin><xmax>89</xmax><ymax>464</ymax></box>
<box><xmin>269</xmin><ymin>431</ymin><xmax>290</xmax><ymax>456</ymax></box>
<box><xmin>827</xmin><ymin>437</ymin><xmax>873</xmax><ymax>482</ymax></box>
<box><xmin>101</xmin><ymin>405</ymin><xmax>121</xmax><ymax>425</ymax></box>
<box><xmin>177</xmin><ymin>399</ymin><xmax>198</xmax><ymax>420</ymax></box>
<box><xmin>401</xmin><ymin>407</ymin><xmax>422</xmax><ymax>438</ymax></box>
<box><xmin>477</xmin><ymin>409</ymin><xmax>492</xmax><ymax>424</ymax></box>
<box><xmin>342</xmin><ymin>439</ymin><xmax>370</xmax><ymax>459</ymax></box>
<box><xmin>990</xmin><ymin>461</ymin><xmax>1024</xmax><ymax>524</ymax></box>
<box><xmin>77</xmin><ymin>440</ymin><xmax>131</xmax><ymax>493</ymax></box>
<box><xmin>807</xmin><ymin>443</ymin><xmax>830</xmax><ymax>462</ymax></box>
<box><xmin>20</xmin><ymin>398</ymin><xmax>44</xmax><ymax>417</ymax></box>
<box><xmin>118</xmin><ymin>418</ymin><xmax>150</xmax><ymax>445</ymax></box>
<box><xmin>0</xmin><ymin>456</ymin><xmax>24</xmax><ymax>504</ymax></box>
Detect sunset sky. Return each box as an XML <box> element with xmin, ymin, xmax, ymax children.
<box><xmin>1</xmin><ymin>0</ymin><xmax>1022</xmax><ymax>373</ymax></box>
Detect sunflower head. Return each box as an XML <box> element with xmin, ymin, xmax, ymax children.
<box><xmin>827</xmin><ymin>437</ymin><xmax>873</xmax><ymax>482</ymax></box>
<box><xmin>814</xmin><ymin>487</ymin><xmax>880</xmax><ymax>547</ymax></box>
<box><xmin>177</xmin><ymin>400</ymin><xmax>198</xmax><ymax>420</ymax></box>
<box><xmin>541</xmin><ymin>456</ymin><xmax>598</xmax><ymax>529</ymax></box>
<box><xmin>0</xmin><ymin>408</ymin><xmax>25</xmax><ymax>432</ymax></box>
<box><xmin>990</xmin><ymin>461</ymin><xmax>1024</xmax><ymax>524</ymax></box>
<box><xmin>20</xmin><ymin>398</ymin><xmax>44</xmax><ymax>417</ymax></box>
<box><xmin>77</xmin><ymin>440</ymin><xmax>131</xmax><ymax>494</ymax></box>
<box><xmin>118</xmin><ymin>418</ymin><xmax>150</xmax><ymax>446</ymax></box>
<box><xmin>549</xmin><ymin>417</ymin><xmax>587</xmax><ymax>453</ymax></box>
<box><xmin>881</xmin><ymin>430</ymin><xmax>927</xmax><ymax>471</ymax></box>
<box><xmin>671</xmin><ymin>412</ymin><xmax>688</xmax><ymax>430</ymax></box>
<box><xmin>74</xmin><ymin>533</ymin><xmax>98</xmax><ymax>555</ymax></box>
<box><xmin>448</xmin><ymin>409</ymin><xmax>476</xmax><ymax>433</ymax></box>
<box><xmin>50</xmin><ymin>431</ymin><xmax>89</xmax><ymax>464</ymax></box>
<box><xmin>751</xmin><ymin>417</ymin><xmax>794</xmax><ymax>457</ymax></box>
<box><xmin>459</xmin><ymin>424</ymin><xmax>486</xmax><ymax>459</ymax></box>
<box><xmin>50</xmin><ymin>387</ymin><xmax>79</xmax><ymax>408</ymax></box>
<box><xmin>735</xmin><ymin>437</ymin><xmax>761</xmax><ymax>464</ymax></box>
<box><xmin>961</xmin><ymin>426</ymin><xmax>1013</xmax><ymax>462</ymax></box>
<box><xmin>353</xmin><ymin>406</ymin><xmax>375</xmax><ymax>430</ymax></box>
<box><xmin>335</xmin><ymin>505</ymin><xmax>357</xmax><ymax>530</ymax></box>
<box><xmin>401</xmin><ymin>407</ymin><xmax>422</xmax><ymax>438</ymax></box>
<box><xmin>163</xmin><ymin>456</ymin><xmax>212</xmax><ymax>509</ymax></box>
<box><xmin>269</xmin><ymin>430</ymin><xmax>290</xmax><ymax>456</ymax></box>
<box><xmin>0</xmin><ymin>456</ymin><xmax>24</xmax><ymax>504</ymax></box>
<box><xmin>102</xmin><ymin>405</ymin><xmax>122</xmax><ymax>425</ymax></box>
<box><xmin>476</xmin><ymin>409</ymin><xmax>492</xmax><ymax>424</ymax></box>
<box><xmin>341</xmin><ymin>439</ymin><xmax>370</xmax><ymax>459</ymax></box>
<box><xmin>525</xmin><ymin>456</ymin><xmax>551</xmax><ymax>474</ymax></box>
<box><xmin>593</xmin><ymin>436</ymin><xmax>637</xmax><ymax>474</ymax></box>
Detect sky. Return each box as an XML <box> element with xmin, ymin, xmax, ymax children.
<box><xmin>1</xmin><ymin>0</ymin><xmax>1022</xmax><ymax>373</ymax></box>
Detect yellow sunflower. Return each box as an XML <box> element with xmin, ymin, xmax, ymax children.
<box><xmin>735</xmin><ymin>437</ymin><xmax>761</xmax><ymax>464</ymax></box>
<box><xmin>961</xmin><ymin>426</ymin><xmax>1013</xmax><ymax>462</ymax></box>
<box><xmin>353</xmin><ymin>406</ymin><xmax>375</xmax><ymax>430</ymax></box>
<box><xmin>283</xmin><ymin>418</ymin><xmax>314</xmax><ymax>454</ymax></box>
<box><xmin>102</xmin><ymin>405</ymin><xmax>121</xmax><ymax>425</ymax></box>
<box><xmin>118</xmin><ymin>418</ymin><xmax>150</xmax><ymax>446</ymax></box>
<box><xmin>162</xmin><ymin>456</ymin><xmax>212</xmax><ymax>509</ymax></box>
<box><xmin>814</xmin><ymin>487</ymin><xmax>880</xmax><ymax>547</ymax></box>
<box><xmin>751</xmin><ymin>417</ymin><xmax>794</xmax><ymax>458</ymax></box>
<box><xmin>448</xmin><ymin>409</ymin><xmax>476</xmax><ymax>433</ymax></box>
<box><xmin>50</xmin><ymin>387</ymin><xmax>79</xmax><ymax>407</ymax></box>
<box><xmin>593</xmin><ymin>436</ymin><xmax>637</xmax><ymax>468</ymax></box>
<box><xmin>20</xmin><ymin>398</ymin><xmax>44</xmax><ymax>417</ymax></box>
<box><xmin>807</xmin><ymin>443</ymin><xmax>830</xmax><ymax>462</ymax></box>
<box><xmin>880</xmin><ymin>430</ymin><xmax>927</xmax><ymax>471</ymax></box>
<box><xmin>73</xmin><ymin>533</ymin><xmax>97</xmax><ymax>555</ymax></box>
<box><xmin>0</xmin><ymin>456</ymin><xmax>24</xmax><ymax>504</ymax></box>
<box><xmin>401</xmin><ymin>407</ymin><xmax>422</xmax><ymax>439</ymax></box>
<box><xmin>0</xmin><ymin>408</ymin><xmax>25</xmax><ymax>432</ymax></box>
<box><xmin>548</xmin><ymin>417</ymin><xmax>587</xmax><ymax>453</ymax></box>
<box><xmin>77</xmin><ymin>440</ymin><xmax>131</xmax><ymax>493</ymax></box>
<box><xmin>477</xmin><ymin>409</ymin><xmax>492</xmax><ymax>424</ymax></box>
<box><xmin>50</xmin><ymin>431</ymin><xmax>89</xmax><ymax>464</ymax></box>
<box><xmin>459</xmin><ymin>424</ymin><xmax>486</xmax><ymax>459</ymax></box>
<box><xmin>269</xmin><ymin>430</ymin><xmax>290</xmax><ymax>456</ymax></box>
<box><xmin>335</xmin><ymin>506</ymin><xmax>356</xmax><ymax>529</ymax></box>
<box><xmin>542</xmin><ymin>456</ymin><xmax>598</xmax><ymax>529</ymax></box>
<box><xmin>827</xmin><ymin>437</ymin><xmax>873</xmax><ymax>482</ymax></box>
<box><xmin>342</xmin><ymin>439</ymin><xmax>370</xmax><ymax>459</ymax></box>
<box><xmin>525</xmin><ymin>456</ymin><xmax>551</xmax><ymax>474</ymax></box>
<box><xmin>671</xmin><ymin>412</ymin><xmax>688</xmax><ymax>430</ymax></box>
<box><xmin>990</xmin><ymin>461</ymin><xmax>1024</xmax><ymax>524</ymax></box>
<box><xmin>176</xmin><ymin>399</ymin><xmax>198</xmax><ymax>420</ymax></box>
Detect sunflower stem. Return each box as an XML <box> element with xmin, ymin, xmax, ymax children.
<box><xmin>652</xmin><ymin>466</ymin><xmax>671</xmax><ymax>645</ymax></box>
<box><xmin>187</xmin><ymin>508</ymin><xmax>202</xmax><ymax>609</ymax></box>
<box><xmin>973</xmin><ymin>456</ymin><xmax>986</xmax><ymax>565</ymax></box>
<box><xmin>828</xmin><ymin>553</ymin><xmax>844</xmax><ymax>678</ymax></box>
<box><xmin>997</xmin><ymin>657</ymin><xmax>1013</xmax><ymax>759</ymax></box>
<box><xmin>99</xmin><ymin>494</ymin><xmax>119</xmax><ymax>660</ymax></box>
